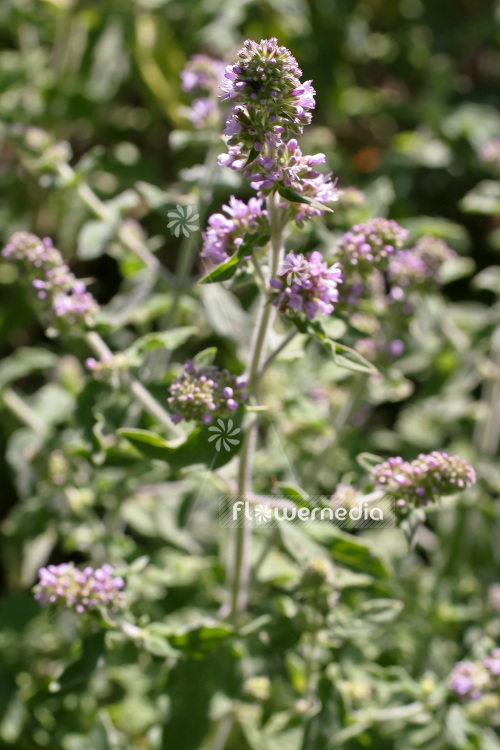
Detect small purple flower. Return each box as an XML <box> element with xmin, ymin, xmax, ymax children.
<box><xmin>201</xmin><ymin>196</ymin><xmax>267</xmax><ymax>265</ymax></box>
<box><xmin>484</xmin><ymin>649</ymin><xmax>500</xmax><ymax>676</ymax></box>
<box><xmin>34</xmin><ymin>562</ymin><xmax>125</xmax><ymax>613</ymax></box>
<box><xmin>270</xmin><ymin>251</ymin><xmax>343</xmax><ymax>320</ymax></box>
<box><xmin>448</xmin><ymin>660</ymin><xmax>491</xmax><ymax>700</ymax></box>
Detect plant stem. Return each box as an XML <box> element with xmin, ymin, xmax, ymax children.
<box><xmin>260</xmin><ymin>329</ymin><xmax>297</xmax><ymax>375</ymax></box>
<box><xmin>55</xmin><ymin>162</ymin><xmax>173</xmax><ymax>284</ymax></box>
<box><xmin>85</xmin><ymin>331</ymin><xmax>182</xmax><ymax>438</ymax></box>
<box><xmin>227</xmin><ymin>192</ymin><xmax>284</xmax><ymax>621</ymax></box>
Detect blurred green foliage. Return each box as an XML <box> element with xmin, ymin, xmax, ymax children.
<box><xmin>1</xmin><ymin>0</ymin><xmax>500</xmax><ymax>748</ymax></box>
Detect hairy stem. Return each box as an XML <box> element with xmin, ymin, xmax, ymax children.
<box><xmin>85</xmin><ymin>331</ymin><xmax>182</xmax><ymax>438</ymax></box>
<box><xmin>227</xmin><ymin>192</ymin><xmax>284</xmax><ymax>621</ymax></box>
<box><xmin>55</xmin><ymin>162</ymin><xmax>173</xmax><ymax>284</ymax></box>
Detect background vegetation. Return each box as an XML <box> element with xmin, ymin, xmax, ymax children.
<box><xmin>0</xmin><ymin>0</ymin><xmax>499</xmax><ymax>748</ymax></box>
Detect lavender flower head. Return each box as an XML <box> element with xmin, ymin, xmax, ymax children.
<box><xmin>371</xmin><ymin>451</ymin><xmax>476</xmax><ymax>513</ymax></box>
<box><xmin>181</xmin><ymin>54</ymin><xmax>225</xmax><ymax>93</ymax></box>
<box><xmin>479</xmin><ymin>138</ymin><xmax>500</xmax><ymax>170</ymax></box>
<box><xmin>388</xmin><ymin>236</ymin><xmax>455</xmax><ymax>294</ymax></box>
<box><xmin>181</xmin><ymin>54</ymin><xmax>225</xmax><ymax>130</ymax></box>
<box><xmin>201</xmin><ymin>196</ymin><xmax>267</xmax><ymax>265</ymax></box>
<box><xmin>34</xmin><ymin>562</ymin><xmax>124</xmax><ymax>614</ymax></box>
<box><xmin>270</xmin><ymin>251</ymin><xmax>343</xmax><ymax>320</ymax></box>
<box><xmin>168</xmin><ymin>360</ymin><xmax>246</xmax><ymax>424</ymax></box>
<box><xmin>489</xmin><ymin>584</ymin><xmax>500</xmax><ymax>613</ymax></box>
<box><xmin>448</xmin><ymin>660</ymin><xmax>492</xmax><ymax>700</ymax></box>
<box><xmin>336</xmin><ymin>218</ymin><xmax>408</xmax><ymax>273</ymax></box>
<box><xmin>218</xmin><ymin>39</ymin><xmax>323</xmax><ymax>193</ymax></box>
<box><xmin>220</xmin><ymin>38</ymin><xmax>313</xmax><ymax>131</ymax></box>
<box><xmin>2</xmin><ymin>232</ymin><xmax>98</xmax><ymax>328</ymax></box>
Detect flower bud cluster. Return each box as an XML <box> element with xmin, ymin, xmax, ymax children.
<box><xmin>201</xmin><ymin>196</ymin><xmax>267</xmax><ymax>265</ymax></box>
<box><xmin>34</xmin><ymin>562</ymin><xmax>124</xmax><ymax>614</ymax></box>
<box><xmin>371</xmin><ymin>451</ymin><xmax>476</xmax><ymax>512</ymax></box>
<box><xmin>388</xmin><ymin>236</ymin><xmax>455</xmax><ymax>294</ymax></box>
<box><xmin>2</xmin><ymin>232</ymin><xmax>98</xmax><ymax>328</ymax></box>
<box><xmin>168</xmin><ymin>360</ymin><xmax>246</xmax><ymax>424</ymax></box>
<box><xmin>181</xmin><ymin>54</ymin><xmax>225</xmax><ymax>130</ymax></box>
<box><xmin>335</xmin><ymin>219</ymin><xmax>408</xmax><ymax>274</ymax></box>
<box><xmin>449</xmin><ymin>650</ymin><xmax>500</xmax><ymax>700</ymax></box>
<box><xmin>270</xmin><ymin>251</ymin><xmax>343</xmax><ymax>320</ymax></box>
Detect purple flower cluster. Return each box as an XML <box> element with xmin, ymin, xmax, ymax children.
<box><xmin>479</xmin><ymin>138</ymin><xmax>500</xmax><ymax>170</ymax></box>
<box><xmin>336</xmin><ymin>219</ymin><xmax>408</xmax><ymax>273</ymax></box>
<box><xmin>201</xmin><ymin>196</ymin><xmax>268</xmax><ymax>265</ymax></box>
<box><xmin>388</xmin><ymin>236</ymin><xmax>455</xmax><ymax>295</ymax></box>
<box><xmin>270</xmin><ymin>251</ymin><xmax>343</xmax><ymax>320</ymax></box>
<box><xmin>34</xmin><ymin>562</ymin><xmax>124</xmax><ymax>614</ymax></box>
<box><xmin>181</xmin><ymin>54</ymin><xmax>225</xmax><ymax>130</ymax></box>
<box><xmin>489</xmin><ymin>584</ymin><xmax>500</xmax><ymax>612</ymax></box>
<box><xmin>2</xmin><ymin>232</ymin><xmax>98</xmax><ymax>327</ymax></box>
<box><xmin>449</xmin><ymin>650</ymin><xmax>500</xmax><ymax>700</ymax></box>
<box><xmin>217</xmin><ymin>38</ymin><xmax>339</xmax><ymax>204</ymax></box>
<box><xmin>371</xmin><ymin>451</ymin><xmax>476</xmax><ymax>512</ymax></box>
<box><xmin>181</xmin><ymin>54</ymin><xmax>225</xmax><ymax>93</ymax></box>
<box><xmin>168</xmin><ymin>360</ymin><xmax>246</xmax><ymax>424</ymax></box>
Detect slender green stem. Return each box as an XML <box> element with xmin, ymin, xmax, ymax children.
<box><xmin>85</xmin><ymin>331</ymin><xmax>182</xmax><ymax>438</ymax></box>
<box><xmin>227</xmin><ymin>192</ymin><xmax>284</xmax><ymax>621</ymax></box>
<box><xmin>260</xmin><ymin>329</ymin><xmax>298</xmax><ymax>375</ymax></box>
<box><xmin>55</xmin><ymin>162</ymin><xmax>172</xmax><ymax>284</ymax></box>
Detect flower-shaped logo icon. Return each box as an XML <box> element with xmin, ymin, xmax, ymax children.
<box><xmin>166</xmin><ymin>205</ymin><xmax>200</xmax><ymax>238</ymax></box>
<box><xmin>207</xmin><ymin>419</ymin><xmax>241</xmax><ymax>453</ymax></box>
<box><xmin>254</xmin><ymin>504</ymin><xmax>272</xmax><ymax>524</ymax></box>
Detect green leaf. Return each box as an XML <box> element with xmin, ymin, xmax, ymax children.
<box><xmin>167</xmin><ymin>621</ymin><xmax>234</xmax><ymax>653</ymax></box>
<box><xmin>278</xmin><ymin>184</ymin><xmax>334</xmax><ymax>212</ymax></box>
<box><xmin>118</xmin><ymin>411</ymin><xmax>244</xmax><ymax>471</ymax></box>
<box><xmin>356</xmin><ymin>452</ymin><xmax>384</xmax><ymax>472</ymax></box>
<box><xmin>77</xmin><ymin>219</ymin><xmax>119</xmax><ymax>260</ymax></box>
<box><xmin>329</xmin><ymin>529</ymin><xmax>392</xmax><ymax>578</ymax></box>
<box><xmin>460</xmin><ymin>180</ymin><xmax>500</xmax><ymax>216</ymax></box>
<box><xmin>294</xmin><ymin>319</ymin><xmax>377</xmax><ymax>373</ymax></box>
<box><xmin>0</xmin><ymin>347</ymin><xmax>57</xmax><ymax>391</ymax></box>
<box><xmin>125</xmin><ymin>327</ymin><xmax>196</xmax><ymax>365</ymax></box>
<box><xmin>193</xmin><ymin>347</ymin><xmax>217</xmax><ymax>368</ymax></box>
<box><xmin>199</xmin><ymin>232</ymin><xmax>270</xmax><ymax>284</ymax></box>
<box><xmin>328</xmin><ymin>340</ymin><xmax>377</xmax><ymax>373</ymax></box>
<box><xmin>359</xmin><ymin>598</ymin><xmax>403</xmax><ymax>623</ymax></box>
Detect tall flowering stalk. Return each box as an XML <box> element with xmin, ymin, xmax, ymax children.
<box><xmin>207</xmin><ymin>39</ymin><xmax>341</xmax><ymax>619</ymax></box>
